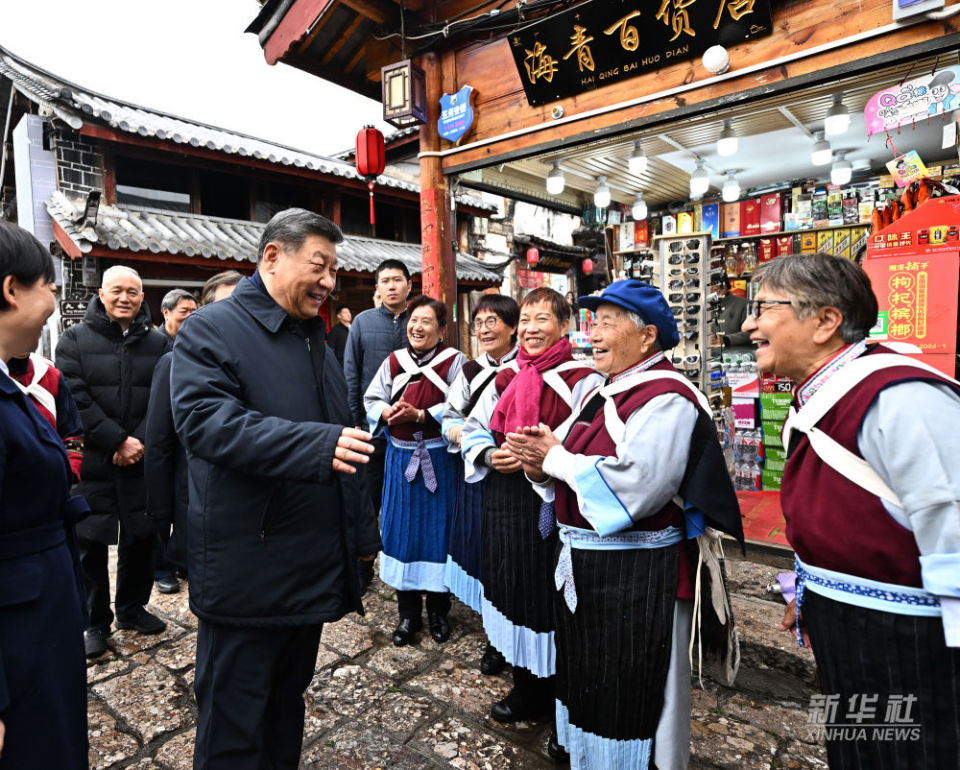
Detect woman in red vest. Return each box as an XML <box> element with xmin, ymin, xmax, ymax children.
<box><xmin>745</xmin><ymin>253</ymin><xmax>960</xmax><ymax>769</ymax></box>
<box><xmin>505</xmin><ymin>280</ymin><xmax>743</xmax><ymax>769</ymax></box>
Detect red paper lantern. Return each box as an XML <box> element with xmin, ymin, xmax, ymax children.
<box><xmin>355</xmin><ymin>126</ymin><xmax>385</xmax><ymax>226</ymax></box>
<box><xmin>581</xmin><ymin>257</ymin><xmax>594</xmax><ymax>274</ymax></box>
<box><xmin>526</xmin><ymin>246</ymin><xmax>540</xmax><ymax>266</ymax></box>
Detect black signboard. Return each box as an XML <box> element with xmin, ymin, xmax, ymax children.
<box><xmin>508</xmin><ymin>0</ymin><xmax>772</xmax><ymax>106</ymax></box>
<box><xmin>59</xmin><ymin>316</ymin><xmax>83</xmax><ymax>332</ymax></box>
<box><xmin>60</xmin><ymin>300</ymin><xmax>88</xmax><ymax>316</ymax></box>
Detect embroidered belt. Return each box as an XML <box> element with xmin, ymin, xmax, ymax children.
<box><xmin>794</xmin><ymin>555</ymin><xmax>941</xmax><ymax>647</ymax></box>
<box><xmin>393</xmin><ymin>431</ymin><xmax>444</xmax><ymax>493</ymax></box>
<box><xmin>554</xmin><ymin>525</ymin><xmax>684</xmax><ymax>613</ymax></box>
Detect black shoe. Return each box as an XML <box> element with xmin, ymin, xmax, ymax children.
<box><xmin>392</xmin><ymin>617</ymin><xmax>422</xmax><ymax>646</ymax></box>
<box><xmin>547</xmin><ymin>731</ymin><xmax>569</xmax><ymax>764</ymax></box>
<box><xmin>357</xmin><ymin>558</ymin><xmax>374</xmax><ymax>596</ymax></box>
<box><xmin>427</xmin><ymin>611</ymin><xmax>451</xmax><ymax>643</ymax></box>
<box><xmin>490</xmin><ymin>688</ymin><xmax>550</xmax><ymax>723</ymax></box>
<box><xmin>115</xmin><ymin>608</ymin><xmax>166</xmax><ymax>635</ymax></box>
<box><xmin>156</xmin><ymin>576</ymin><xmax>180</xmax><ymax>594</ymax></box>
<box><xmin>480</xmin><ymin>643</ymin><xmax>506</xmax><ymax>675</ymax></box>
<box><xmin>84</xmin><ymin>626</ymin><xmax>109</xmax><ymax>659</ymax></box>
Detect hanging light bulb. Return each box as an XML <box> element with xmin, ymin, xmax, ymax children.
<box><xmin>632</xmin><ymin>192</ymin><xmax>647</xmax><ymax>221</ymax></box>
<box><xmin>824</xmin><ymin>93</ymin><xmax>850</xmax><ymax>137</ymax></box>
<box><xmin>717</xmin><ymin>120</ymin><xmax>738</xmax><ymax>157</ymax></box>
<box><xmin>689</xmin><ymin>158</ymin><xmax>710</xmax><ymax>198</ymax></box>
<box><xmin>831</xmin><ymin>151</ymin><xmax>852</xmax><ymax>186</ymax></box>
<box><xmin>721</xmin><ymin>170</ymin><xmax>741</xmax><ymax>203</ymax></box>
<box><xmin>594</xmin><ymin>175</ymin><xmax>611</xmax><ymax>208</ymax></box>
<box><xmin>628</xmin><ymin>140</ymin><xmax>648</xmax><ymax>175</ymax></box>
<box><xmin>811</xmin><ymin>130</ymin><xmax>832</xmax><ymax>166</ymax></box>
<box><xmin>546</xmin><ymin>161</ymin><xmax>565</xmax><ymax>195</ymax></box>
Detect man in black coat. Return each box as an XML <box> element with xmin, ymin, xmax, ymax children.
<box><xmin>56</xmin><ymin>265</ymin><xmax>171</xmax><ymax>659</ymax></box>
<box><xmin>170</xmin><ymin>208</ymin><xmax>381</xmax><ymax>770</ymax></box>
<box><xmin>326</xmin><ymin>305</ymin><xmax>351</xmax><ymax>367</ymax></box>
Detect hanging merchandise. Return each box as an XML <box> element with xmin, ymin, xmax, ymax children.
<box><xmin>355</xmin><ymin>126</ymin><xmax>386</xmax><ymax>225</ymax></box>
<box><xmin>864</xmin><ymin>65</ymin><xmax>960</xmax><ymax>136</ymax></box>
<box><xmin>886</xmin><ymin>149</ymin><xmax>930</xmax><ymax>188</ymax></box>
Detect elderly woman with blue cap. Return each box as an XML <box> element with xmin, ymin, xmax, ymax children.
<box><xmin>506</xmin><ymin>280</ymin><xmax>743</xmax><ymax>770</ymax></box>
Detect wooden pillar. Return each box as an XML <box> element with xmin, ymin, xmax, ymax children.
<box><xmin>419</xmin><ymin>52</ymin><xmax>455</xmax><ymax>315</ymax></box>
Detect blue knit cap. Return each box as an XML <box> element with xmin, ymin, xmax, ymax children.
<box><xmin>577</xmin><ymin>280</ymin><xmax>680</xmax><ymax>349</ymax></box>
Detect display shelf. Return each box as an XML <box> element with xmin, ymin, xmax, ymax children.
<box><xmin>714</xmin><ymin>222</ymin><xmax>870</xmax><ymax>243</ymax></box>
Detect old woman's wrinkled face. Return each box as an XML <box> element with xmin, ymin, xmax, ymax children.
<box><xmin>407</xmin><ymin>304</ymin><xmax>442</xmax><ymax>353</ymax></box>
<box><xmin>518</xmin><ymin>300</ymin><xmax>567</xmax><ymax>357</ymax></box>
<box><xmin>589</xmin><ymin>303</ymin><xmax>658</xmax><ymax>375</ymax></box>
<box><xmin>741</xmin><ymin>289</ymin><xmax>821</xmax><ymax>381</ymax></box>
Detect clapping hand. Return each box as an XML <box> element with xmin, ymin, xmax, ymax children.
<box><xmin>383</xmin><ymin>400</ymin><xmax>421</xmax><ymax>426</ymax></box>
<box><xmin>504</xmin><ymin>424</ymin><xmax>560</xmax><ymax>481</ymax></box>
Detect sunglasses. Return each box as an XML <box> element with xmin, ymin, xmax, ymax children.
<box><xmin>669</xmin><ymin>304</ymin><xmax>701</xmax><ymax>316</ymax></box>
<box><xmin>668</xmin><ymin>239</ymin><xmax>702</xmax><ymax>252</ymax></box>
<box><xmin>679</xmin><ymin>318</ymin><xmax>699</xmax><ymax>329</ymax></box>
<box><xmin>668</xmin><ymin>266</ymin><xmax>701</xmax><ymax>277</ymax></box>
<box><xmin>667</xmin><ymin>254</ymin><xmax>700</xmax><ymax>265</ymax></box>
<box><xmin>683</xmin><ymin>331</ymin><xmax>699</xmax><ymax>341</ymax></box>
<box><xmin>668</xmin><ymin>292</ymin><xmax>701</xmax><ymax>303</ymax></box>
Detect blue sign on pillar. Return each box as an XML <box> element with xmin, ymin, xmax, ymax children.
<box><xmin>438</xmin><ymin>85</ymin><xmax>477</xmax><ymax>145</ymax></box>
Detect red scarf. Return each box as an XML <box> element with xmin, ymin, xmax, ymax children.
<box><xmin>490</xmin><ymin>336</ymin><xmax>573</xmax><ymax>435</ymax></box>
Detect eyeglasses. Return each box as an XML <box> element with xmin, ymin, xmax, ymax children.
<box><xmin>473</xmin><ymin>316</ymin><xmax>500</xmax><ymax>331</ymax></box>
<box><xmin>668</xmin><ymin>239</ymin><xmax>701</xmax><ymax>252</ymax></box>
<box><xmin>747</xmin><ymin>299</ymin><xmax>793</xmax><ymax>318</ymax></box>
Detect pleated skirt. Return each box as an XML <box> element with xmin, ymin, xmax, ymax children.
<box><xmin>444</xmin><ymin>471</ymin><xmax>487</xmax><ymax>613</ymax></box>
<box><xmin>554</xmin><ymin>544</ymin><xmax>680</xmax><ymax>769</ymax></box>
<box><xmin>480</xmin><ymin>470</ymin><xmax>558</xmax><ymax>677</ymax></box>
<box><xmin>802</xmin><ymin>591</ymin><xmax>960</xmax><ymax>769</ymax></box>
<box><xmin>379</xmin><ymin>438</ymin><xmax>457</xmax><ymax>593</ymax></box>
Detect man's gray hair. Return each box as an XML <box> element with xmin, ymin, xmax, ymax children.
<box><xmin>751</xmin><ymin>253</ymin><xmax>879</xmax><ymax>343</ymax></box>
<box><xmin>257</xmin><ymin>208</ymin><xmax>344</xmax><ymax>264</ymax></box>
<box><xmin>161</xmin><ymin>288</ymin><xmax>196</xmax><ymax>312</ymax></box>
<box><xmin>101</xmin><ymin>265</ymin><xmax>141</xmax><ymax>289</ymax></box>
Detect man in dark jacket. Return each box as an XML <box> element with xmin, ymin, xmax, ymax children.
<box><xmin>170</xmin><ymin>208</ymin><xmax>381</xmax><ymax>770</ymax></box>
<box><xmin>56</xmin><ymin>265</ymin><xmax>171</xmax><ymax>659</ymax></box>
<box><xmin>326</xmin><ymin>305</ymin><xmax>351</xmax><ymax>367</ymax></box>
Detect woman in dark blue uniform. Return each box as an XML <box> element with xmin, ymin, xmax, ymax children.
<box><xmin>0</xmin><ymin>223</ymin><xmax>88</xmax><ymax>768</ymax></box>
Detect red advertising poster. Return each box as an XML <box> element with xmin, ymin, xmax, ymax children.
<box><xmin>863</xmin><ymin>196</ymin><xmax>960</xmax><ymax>377</ymax></box>
<box><xmin>516</xmin><ymin>269</ymin><xmax>549</xmax><ymax>289</ymax></box>
<box><xmin>737</xmin><ymin>491</ymin><xmax>789</xmax><ymax>547</ymax></box>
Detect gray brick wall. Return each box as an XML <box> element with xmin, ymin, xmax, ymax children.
<box><xmin>55</xmin><ymin>131</ymin><xmax>104</xmax><ymax>194</ymax></box>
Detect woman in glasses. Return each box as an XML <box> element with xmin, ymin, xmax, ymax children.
<box><xmin>441</xmin><ymin>294</ymin><xmax>520</xmax><ymax>676</ymax></box>
<box><xmin>462</xmin><ymin>287</ymin><xmax>603</xmax><ymax>761</ymax></box>
<box><xmin>744</xmin><ymin>253</ymin><xmax>960</xmax><ymax>768</ymax></box>
<box><xmin>505</xmin><ymin>279</ymin><xmax>743</xmax><ymax>769</ymax></box>
<box><xmin>363</xmin><ymin>296</ymin><xmax>465</xmax><ymax>647</ymax></box>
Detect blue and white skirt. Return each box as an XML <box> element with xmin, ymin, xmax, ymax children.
<box><xmin>444</xmin><ymin>471</ymin><xmax>487</xmax><ymax>613</ymax></box>
<box><xmin>379</xmin><ymin>434</ymin><xmax>457</xmax><ymax>593</ymax></box>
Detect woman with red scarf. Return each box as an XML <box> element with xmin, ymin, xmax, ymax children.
<box><xmin>461</xmin><ymin>286</ymin><xmax>603</xmax><ymax>760</ymax></box>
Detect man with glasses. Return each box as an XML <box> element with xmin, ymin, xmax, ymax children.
<box><xmin>56</xmin><ymin>265</ymin><xmax>171</xmax><ymax>658</ymax></box>
<box><xmin>709</xmin><ymin>274</ymin><xmax>750</xmax><ymax>352</ymax></box>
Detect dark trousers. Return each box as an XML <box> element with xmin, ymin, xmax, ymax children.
<box><xmin>366</xmin><ymin>436</ymin><xmax>387</xmax><ymax>516</ymax></box>
<box><xmin>154</xmin><ymin>524</ymin><xmax>174</xmax><ymax>581</ymax></box>
<box><xmin>193</xmin><ymin>621</ymin><xmax>323</xmax><ymax>770</ymax></box>
<box><xmin>79</xmin><ymin>535</ymin><xmax>154</xmax><ymax>630</ymax></box>
<box><xmin>397</xmin><ymin>590</ymin><xmax>450</xmax><ymax>620</ymax></box>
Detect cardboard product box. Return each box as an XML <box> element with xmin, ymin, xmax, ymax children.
<box><xmin>732</xmin><ymin>398</ymin><xmax>758</xmax><ymax>429</ymax></box>
<box><xmin>761</xmin><ymin>469</ymin><xmax>783</xmax><ymax>491</ymax></box>
<box><xmin>833</xmin><ymin>228</ymin><xmax>851</xmax><ymax>258</ymax></box>
<box><xmin>761</xmin><ymin>403</ymin><xmax>790</xmax><ymax>423</ymax></box>
<box><xmin>693</xmin><ymin>202</ymin><xmax>703</xmax><ymax>232</ymax></box>
<box><xmin>761</xmin><ymin>374</ymin><xmax>794</xmax><ymax>394</ymax></box>
<box><xmin>634</xmin><ymin>220</ymin><xmax>649</xmax><ymax>246</ymax></box>
<box><xmin>662</xmin><ymin>214</ymin><xmax>678</xmax><ymax>235</ymax></box>
<box><xmin>740</xmin><ymin>198</ymin><xmax>761</xmax><ymax>237</ymax></box>
<box><xmin>760</xmin><ymin>392</ymin><xmax>793</xmax><ymax>409</ymax></box>
<box><xmin>850</xmin><ymin>226</ymin><xmax>869</xmax><ymax>256</ymax></box>
<box><xmin>619</xmin><ymin>222</ymin><xmax>635</xmax><ymax>252</ymax></box>
<box><xmin>783</xmin><ymin>212</ymin><xmax>799</xmax><ymax>232</ymax></box>
<box><xmin>722</xmin><ymin>203</ymin><xmax>741</xmax><ymax>238</ymax></box>
<box><xmin>775</xmin><ymin>235</ymin><xmax>794</xmax><ymax>256</ymax></box>
<box><xmin>816</xmin><ymin>230</ymin><xmax>834</xmax><ymax>254</ymax></box>
<box><xmin>731</xmin><ymin>279</ymin><xmax>748</xmax><ymax>295</ymax></box>
<box><xmin>761</xmin><ymin>421</ymin><xmax>785</xmax><ymax>448</ymax></box>
<box><xmin>827</xmin><ymin>191</ymin><xmax>844</xmax><ymax>226</ymax></box>
<box><xmin>842</xmin><ymin>190</ymin><xmax>860</xmax><ymax>224</ymax></box>
<box><xmin>677</xmin><ymin>211</ymin><xmax>694</xmax><ymax>234</ymax></box>
<box><xmin>758</xmin><ymin>238</ymin><xmax>775</xmax><ymax>263</ymax></box>
<box><xmin>858</xmin><ymin>201</ymin><xmax>875</xmax><ymax>223</ymax></box>
<box><xmin>764</xmin><ymin>447</ymin><xmax>788</xmax><ymax>474</ymax></box>
<box><xmin>760</xmin><ymin>193</ymin><xmax>782</xmax><ymax>233</ymax></box>
<box><xmin>812</xmin><ymin>191</ymin><xmax>829</xmax><ymax>228</ymax></box>
<box><xmin>701</xmin><ymin>203</ymin><xmax>720</xmax><ymax>240</ymax></box>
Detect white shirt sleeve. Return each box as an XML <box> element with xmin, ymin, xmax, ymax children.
<box><xmin>362</xmin><ymin>357</ymin><xmax>394</xmax><ymax>436</ymax></box>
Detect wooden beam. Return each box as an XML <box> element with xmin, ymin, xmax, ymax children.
<box><xmin>263</xmin><ymin>0</ymin><xmax>335</xmax><ymax>65</ymax></box>
<box><xmin>337</xmin><ymin>0</ymin><xmax>392</xmax><ymax>25</ymax></box>
<box><xmin>344</xmin><ymin>44</ymin><xmax>365</xmax><ymax>78</ymax></box>
<box><xmin>319</xmin><ymin>12</ymin><xmax>364</xmax><ymax>65</ymax></box>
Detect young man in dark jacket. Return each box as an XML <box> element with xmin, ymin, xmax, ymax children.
<box><xmin>56</xmin><ymin>265</ymin><xmax>171</xmax><ymax>659</ymax></box>
<box><xmin>170</xmin><ymin>209</ymin><xmax>380</xmax><ymax>770</ymax></box>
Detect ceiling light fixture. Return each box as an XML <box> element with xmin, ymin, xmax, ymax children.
<box><xmin>546</xmin><ymin>160</ymin><xmax>565</xmax><ymax>195</ymax></box>
<box><xmin>594</xmin><ymin>175</ymin><xmax>611</xmax><ymax>208</ymax></box>
<box><xmin>721</xmin><ymin>170</ymin><xmax>741</xmax><ymax>203</ymax></box>
<box><xmin>831</xmin><ymin>151</ymin><xmax>852</xmax><ymax>186</ymax></box>
<box><xmin>824</xmin><ymin>93</ymin><xmax>851</xmax><ymax>137</ymax></box>
<box><xmin>689</xmin><ymin>157</ymin><xmax>710</xmax><ymax>197</ymax></box>
<box><xmin>629</xmin><ymin>140</ymin><xmax>648</xmax><ymax>175</ymax></box>
<box><xmin>811</xmin><ymin>130</ymin><xmax>832</xmax><ymax>166</ymax></box>
<box><xmin>632</xmin><ymin>192</ymin><xmax>647</xmax><ymax>221</ymax></box>
<box><xmin>702</xmin><ymin>45</ymin><xmax>730</xmax><ymax>75</ymax></box>
<box><xmin>717</xmin><ymin>120</ymin><xmax>738</xmax><ymax>157</ymax></box>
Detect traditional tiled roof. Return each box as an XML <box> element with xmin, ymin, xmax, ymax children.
<box><xmin>46</xmin><ymin>192</ymin><xmax>503</xmax><ymax>283</ymax></box>
<box><xmin>0</xmin><ymin>45</ymin><xmax>493</xmax><ymax>212</ymax></box>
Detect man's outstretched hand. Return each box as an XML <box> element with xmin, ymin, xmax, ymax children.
<box><xmin>333</xmin><ymin>427</ymin><xmax>374</xmax><ymax>474</ymax></box>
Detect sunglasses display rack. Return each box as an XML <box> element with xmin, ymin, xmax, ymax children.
<box><xmin>650</xmin><ymin>233</ymin><xmax>716</xmax><ymax>394</ymax></box>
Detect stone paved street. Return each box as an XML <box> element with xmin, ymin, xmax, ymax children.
<box><xmin>89</xmin><ymin>552</ymin><xmax>828</xmax><ymax>769</ymax></box>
